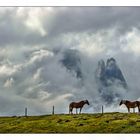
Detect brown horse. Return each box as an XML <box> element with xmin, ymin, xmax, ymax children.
<box><xmin>69</xmin><ymin>100</ymin><xmax>90</xmax><ymax>114</ymax></box>
<box><xmin>119</xmin><ymin>100</ymin><xmax>140</xmax><ymax>113</ymax></box>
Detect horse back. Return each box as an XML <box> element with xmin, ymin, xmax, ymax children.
<box><xmin>69</xmin><ymin>102</ymin><xmax>75</xmax><ymax>108</ymax></box>
<box><xmin>69</xmin><ymin>101</ymin><xmax>84</xmax><ymax>108</ymax></box>
<box><xmin>126</xmin><ymin>100</ymin><xmax>137</xmax><ymax>108</ymax></box>
<box><xmin>136</xmin><ymin>101</ymin><xmax>140</xmax><ymax>106</ymax></box>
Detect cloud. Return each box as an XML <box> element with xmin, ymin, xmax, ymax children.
<box><xmin>41</xmin><ymin>7</ymin><xmax>140</xmax><ymax>37</ymax></box>
<box><xmin>4</xmin><ymin>77</ymin><xmax>14</xmax><ymax>88</ymax></box>
<box><xmin>0</xmin><ymin>7</ymin><xmax>140</xmax><ymax>116</ymax></box>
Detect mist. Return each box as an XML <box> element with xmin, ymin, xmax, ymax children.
<box><xmin>0</xmin><ymin>7</ymin><xmax>140</xmax><ymax>116</ymax></box>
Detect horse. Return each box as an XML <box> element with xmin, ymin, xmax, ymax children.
<box><xmin>69</xmin><ymin>100</ymin><xmax>90</xmax><ymax>114</ymax></box>
<box><xmin>119</xmin><ymin>100</ymin><xmax>140</xmax><ymax>113</ymax></box>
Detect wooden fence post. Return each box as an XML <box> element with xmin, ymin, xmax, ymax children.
<box><xmin>52</xmin><ymin>106</ymin><xmax>54</xmax><ymax>115</ymax></box>
<box><xmin>25</xmin><ymin>107</ymin><xmax>27</xmax><ymax>117</ymax></box>
<box><xmin>102</xmin><ymin>105</ymin><xmax>104</xmax><ymax>115</ymax></box>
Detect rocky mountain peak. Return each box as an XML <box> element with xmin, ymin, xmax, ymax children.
<box><xmin>96</xmin><ymin>57</ymin><xmax>127</xmax><ymax>88</ymax></box>
<box><xmin>96</xmin><ymin>57</ymin><xmax>127</xmax><ymax>104</ymax></box>
<box><xmin>61</xmin><ymin>49</ymin><xmax>82</xmax><ymax>78</ymax></box>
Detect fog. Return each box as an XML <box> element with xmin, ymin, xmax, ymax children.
<box><xmin>0</xmin><ymin>7</ymin><xmax>140</xmax><ymax>116</ymax></box>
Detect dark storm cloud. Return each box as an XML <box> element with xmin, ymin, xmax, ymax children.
<box><xmin>43</xmin><ymin>7</ymin><xmax>140</xmax><ymax>38</ymax></box>
<box><xmin>1</xmin><ymin>7</ymin><xmax>140</xmax><ymax>47</ymax></box>
<box><xmin>0</xmin><ymin>7</ymin><xmax>140</xmax><ymax>115</ymax></box>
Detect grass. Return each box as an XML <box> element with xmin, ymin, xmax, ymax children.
<box><xmin>0</xmin><ymin>112</ymin><xmax>140</xmax><ymax>133</ymax></box>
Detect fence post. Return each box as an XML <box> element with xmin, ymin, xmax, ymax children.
<box><xmin>102</xmin><ymin>105</ymin><xmax>104</xmax><ymax>115</ymax></box>
<box><xmin>52</xmin><ymin>106</ymin><xmax>54</xmax><ymax>115</ymax></box>
<box><xmin>25</xmin><ymin>107</ymin><xmax>27</xmax><ymax>117</ymax></box>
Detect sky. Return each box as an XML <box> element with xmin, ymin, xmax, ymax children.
<box><xmin>1</xmin><ymin>7</ymin><xmax>140</xmax><ymax>116</ymax></box>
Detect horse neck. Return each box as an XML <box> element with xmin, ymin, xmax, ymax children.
<box><xmin>83</xmin><ymin>101</ymin><xmax>87</xmax><ymax>105</ymax></box>
<box><xmin>122</xmin><ymin>100</ymin><xmax>127</xmax><ymax>105</ymax></box>
<box><xmin>124</xmin><ymin>100</ymin><xmax>132</xmax><ymax>105</ymax></box>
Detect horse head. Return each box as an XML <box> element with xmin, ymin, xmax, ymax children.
<box><xmin>119</xmin><ymin>100</ymin><xmax>126</xmax><ymax>106</ymax></box>
<box><xmin>85</xmin><ymin>100</ymin><xmax>90</xmax><ymax>105</ymax></box>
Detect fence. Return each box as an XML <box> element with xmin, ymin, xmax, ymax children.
<box><xmin>21</xmin><ymin>105</ymin><xmax>140</xmax><ymax>117</ymax></box>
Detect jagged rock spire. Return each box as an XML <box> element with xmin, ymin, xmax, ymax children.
<box><xmin>96</xmin><ymin>57</ymin><xmax>127</xmax><ymax>88</ymax></box>
<box><xmin>96</xmin><ymin>57</ymin><xmax>127</xmax><ymax>104</ymax></box>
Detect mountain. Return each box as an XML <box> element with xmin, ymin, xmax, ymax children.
<box><xmin>96</xmin><ymin>58</ymin><xmax>127</xmax><ymax>104</ymax></box>
<box><xmin>61</xmin><ymin>49</ymin><xmax>82</xmax><ymax>79</ymax></box>
<box><xmin>61</xmin><ymin>51</ymin><xmax>127</xmax><ymax>104</ymax></box>
<box><xmin>96</xmin><ymin>58</ymin><xmax>127</xmax><ymax>88</ymax></box>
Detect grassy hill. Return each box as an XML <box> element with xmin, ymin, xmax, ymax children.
<box><xmin>0</xmin><ymin>112</ymin><xmax>140</xmax><ymax>133</ymax></box>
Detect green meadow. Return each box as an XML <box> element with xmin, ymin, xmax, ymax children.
<box><xmin>0</xmin><ymin>112</ymin><xmax>140</xmax><ymax>133</ymax></box>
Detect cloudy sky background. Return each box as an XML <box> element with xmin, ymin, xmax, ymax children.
<box><xmin>1</xmin><ymin>7</ymin><xmax>140</xmax><ymax>116</ymax></box>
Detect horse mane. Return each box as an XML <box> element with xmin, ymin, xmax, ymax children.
<box><xmin>123</xmin><ymin>100</ymin><xmax>130</xmax><ymax>104</ymax></box>
<box><xmin>125</xmin><ymin>100</ymin><xmax>129</xmax><ymax>104</ymax></box>
<box><xmin>125</xmin><ymin>100</ymin><xmax>138</xmax><ymax>104</ymax></box>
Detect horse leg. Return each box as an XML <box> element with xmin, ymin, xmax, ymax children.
<box><xmin>136</xmin><ymin>102</ymin><xmax>140</xmax><ymax>114</ymax></box>
<box><xmin>133</xmin><ymin>108</ymin><xmax>135</xmax><ymax>113</ymax></box>
<box><xmin>71</xmin><ymin>108</ymin><xmax>73</xmax><ymax>114</ymax></box>
<box><xmin>127</xmin><ymin>107</ymin><xmax>130</xmax><ymax>113</ymax></box>
<box><xmin>79</xmin><ymin>108</ymin><xmax>82</xmax><ymax>114</ymax></box>
<box><xmin>76</xmin><ymin>108</ymin><xmax>77</xmax><ymax>114</ymax></box>
<box><xmin>138</xmin><ymin>106</ymin><xmax>139</xmax><ymax>114</ymax></box>
<box><xmin>138</xmin><ymin>105</ymin><xmax>140</xmax><ymax>114</ymax></box>
<box><xmin>69</xmin><ymin>107</ymin><xmax>70</xmax><ymax>114</ymax></box>
<box><xmin>138</xmin><ymin>106</ymin><xmax>140</xmax><ymax>114</ymax></box>
<box><xmin>69</xmin><ymin>107</ymin><xmax>73</xmax><ymax>115</ymax></box>
<box><xmin>69</xmin><ymin>107</ymin><xmax>71</xmax><ymax>114</ymax></box>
